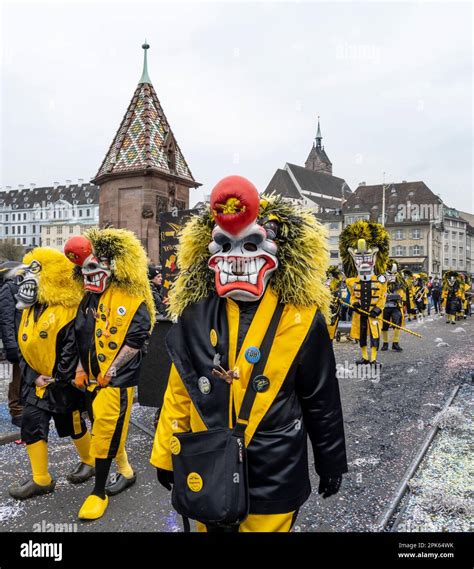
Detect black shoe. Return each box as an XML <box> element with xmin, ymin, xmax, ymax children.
<box><xmin>370</xmin><ymin>360</ymin><xmax>382</xmax><ymax>367</ymax></box>
<box><xmin>67</xmin><ymin>462</ymin><xmax>95</xmax><ymax>484</ymax></box>
<box><xmin>11</xmin><ymin>415</ymin><xmax>22</xmax><ymax>428</ymax></box>
<box><xmin>392</xmin><ymin>343</ymin><xmax>403</xmax><ymax>352</ymax></box>
<box><xmin>381</xmin><ymin>343</ymin><xmax>389</xmax><ymax>351</ymax></box>
<box><xmin>105</xmin><ymin>472</ymin><xmax>137</xmax><ymax>496</ymax></box>
<box><xmin>452</xmin><ymin>321</ymin><xmax>456</xmax><ymax>325</ymax></box>
<box><xmin>9</xmin><ymin>478</ymin><xmax>56</xmax><ymax>500</ymax></box>
<box><xmin>355</xmin><ymin>358</ymin><xmax>370</xmax><ymax>365</ymax></box>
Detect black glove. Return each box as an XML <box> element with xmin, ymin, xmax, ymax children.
<box><xmin>351</xmin><ymin>301</ymin><xmax>361</xmax><ymax>313</ymax></box>
<box><xmin>6</xmin><ymin>348</ymin><xmax>20</xmax><ymax>364</ymax></box>
<box><xmin>369</xmin><ymin>307</ymin><xmax>381</xmax><ymax>318</ymax></box>
<box><xmin>156</xmin><ymin>468</ymin><xmax>174</xmax><ymax>491</ymax></box>
<box><xmin>318</xmin><ymin>476</ymin><xmax>342</xmax><ymax>499</ymax></box>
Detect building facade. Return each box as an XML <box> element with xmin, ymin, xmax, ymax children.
<box><xmin>0</xmin><ymin>182</ymin><xmax>99</xmax><ymax>248</ymax></box>
<box><xmin>442</xmin><ymin>207</ymin><xmax>469</xmax><ymax>274</ymax></box>
<box><xmin>344</xmin><ymin>181</ymin><xmax>444</xmax><ymax>277</ymax></box>
<box><xmin>93</xmin><ymin>43</ymin><xmax>200</xmax><ymax>263</ymax></box>
<box><xmin>40</xmin><ymin>222</ymin><xmax>96</xmax><ymax>251</ymax></box>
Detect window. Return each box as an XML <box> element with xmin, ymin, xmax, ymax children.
<box><xmin>79</xmin><ymin>210</ymin><xmax>83</xmax><ymax>217</ymax></box>
<box><xmin>444</xmin><ymin>258</ymin><xmax>448</xmax><ymax>266</ymax></box>
<box><xmin>452</xmin><ymin>259</ymin><xmax>456</xmax><ymax>265</ymax></box>
<box><xmin>329</xmin><ymin>222</ymin><xmax>339</xmax><ymax>230</ymax></box>
<box><xmin>23</xmin><ymin>226</ymin><xmax>26</xmax><ymax>234</ymax></box>
<box><xmin>393</xmin><ymin>245</ymin><xmax>406</xmax><ymax>256</ymax></box>
<box><xmin>86</xmin><ymin>209</ymin><xmax>90</xmax><ymax>216</ymax></box>
<box><xmin>5</xmin><ymin>227</ymin><xmax>8</xmax><ymax>235</ymax></box>
<box><xmin>412</xmin><ymin>229</ymin><xmax>422</xmax><ymax>239</ymax></box>
<box><xmin>32</xmin><ymin>225</ymin><xmax>36</xmax><ymax>233</ymax></box>
<box><xmin>345</xmin><ymin>216</ymin><xmax>354</xmax><ymax>225</ymax></box>
<box><xmin>444</xmin><ymin>231</ymin><xmax>449</xmax><ymax>238</ymax></box>
<box><xmin>395</xmin><ymin>230</ymin><xmax>404</xmax><ymax>240</ymax></box>
<box><xmin>22</xmin><ymin>238</ymin><xmax>26</xmax><ymax>244</ymax></box>
<box><xmin>5</xmin><ymin>214</ymin><xmax>8</xmax><ymax>221</ymax></box>
<box><xmin>23</xmin><ymin>213</ymin><xmax>26</xmax><ymax>220</ymax></box>
<box><xmin>17</xmin><ymin>238</ymin><xmax>21</xmax><ymax>244</ymax></box>
<box><xmin>57</xmin><ymin>238</ymin><xmax>63</xmax><ymax>246</ymax></box>
<box><xmin>452</xmin><ymin>246</ymin><xmax>457</xmax><ymax>253</ymax></box>
<box><xmin>46</xmin><ymin>238</ymin><xmax>50</xmax><ymax>246</ymax></box>
<box><xmin>452</xmin><ymin>231</ymin><xmax>456</xmax><ymax>237</ymax></box>
<box><xmin>12</xmin><ymin>226</ymin><xmax>15</xmax><ymax>235</ymax></box>
<box><xmin>395</xmin><ymin>211</ymin><xmax>405</xmax><ymax>222</ymax></box>
<box><xmin>329</xmin><ymin>236</ymin><xmax>338</xmax><ymax>245</ymax></box>
<box><xmin>330</xmin><ymin>251</ymin><xmax>339</xmax><ymax>259</ymax></box>
<box><xmin>459</xmin><ymin>259</ymin><xmax>464</xmax><ymax>266</ymax></box>
<box><xmin>69</xmin><ymin>226</ymin><xmax>73</xmax><ymax>234</ymax></box>
<box><xmin>12</xmin><ymin>214</ymin><xmax>15</xmax><ymax>221</ymax></box>
<box><xmin>411</xmin><ymin>211</ymin><xmax>420</xmax><ymax>221</ymax></box>
<box><xmin>32</xmin><ymin>237</ymin><xmax>36</xmax><ymax>245</ymax></box>
<box><xmin>459</xmin><ymin>247</ymin><xmax>464</xmax><ymax>254</ymax></box>
<box><xmin>57</xmin><ymin>226</ymin><xmax>63</xmax><ymax>235</ymax></box>
<box><xmin>46</xmin><ymin>227</ymin><xmax>50</xmax><ymax>235</ymax></box>
<box><xmin>411</xmin><ymin>245</ymin><xmax>423</xmax><ymax>256</ymax></box>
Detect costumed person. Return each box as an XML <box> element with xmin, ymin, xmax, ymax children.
<box><xmin>64</xmin><ymin>229</ymin><xmax>154</xmax><ymax>520</ymax></box>
<box><xmin>150</xmin><ymin>176</ymin><xmax>347</xmax><ymax>533</ymax></box>
<box><xmin>340</xmin><ymin>220</ymin><xmax>389</xmax><ymax>365</ymax></box>
<box><xmin>148</xmin><ymin>263</ymin><xmax>168</xmax><ymax>319</ymax></box>
<box><xmin>441</xmin><ymin>271</ymin><xmax>461</xmax><ymax>325</ymax></box>
<box><xmin>381</xmin><ymin>261</ymin><xmax>405</xmax><ymax>352</ymax></box>
<box><xmin>402</xmin><ymin>269</ymin><xmax>416</xmax><ymax>321</ymax></box>
<box><xmin>8</xmin><ymin>248</ymin><xmax>93</xmax><ymax>500</ymax></box>
<box><xmin>326</xmin><ymin>266</ymin><xmax>344</xmax><ymax>340</ymax></box>
<box><xmin>413</xmin><ymin>273</ymin><xmax>428</xmax><ymax>318</ymax></box>
<box><xmin>431</xmin><ymin>277</ymin><xmax>442</xmax><ymax>314</ymax></box>
<box><xmin>0</xmin><ymin>271</ymin><xmax>23</xmax><ymax>428</ymax></box>
<box><xmin>462</xmin><ymin>274</ymin><xmax>471</xmax><ymax>318</ymax></box>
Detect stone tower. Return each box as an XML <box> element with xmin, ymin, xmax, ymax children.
<box><xmin>92</xmin><ymin>42</ymin><xmax>201</xmax><ymax>263</ymax></box>
<box><xmin>304</xmin><ymin>117</ymin><xmax>333</xmax><ymax>175</ymax></box>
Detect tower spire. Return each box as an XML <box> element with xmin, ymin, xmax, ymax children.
<box><xmin>315</xmin><ymin>115</ymin><xmax>322</xmax><ymax>149</ymax></box>
<box><xmin>139</xmin><ymin>40</ymin><xmax>152</xmax><ymax>85</ymax></box>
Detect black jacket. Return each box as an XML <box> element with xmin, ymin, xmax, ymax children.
<box><xmin>166</xmin><ymin>295</ymin><xmax>348</xmax><ymax>514</ymax></box>
<box><xmin>0</xmin><ymin>280</ymin><xmax>21</xmax><ymax>358</ymax></box>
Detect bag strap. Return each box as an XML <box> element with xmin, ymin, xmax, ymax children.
<box><xmin>233</xmin><ymin>302</ymin><xmax>285</xmax><ymax>438</ymax></box>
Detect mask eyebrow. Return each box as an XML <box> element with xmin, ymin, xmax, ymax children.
<box><xmin>243</xmin><ymin>233</ymin><xmax>265</xmax><ymax>245</ymax></box>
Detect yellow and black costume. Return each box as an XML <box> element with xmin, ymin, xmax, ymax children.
<box><xmin>441</xmin><ymin>271</ymin><xmax>462</xmax><ymax>325</ymax></box>
<box><xmin>402</xmin><ymin>269</ymin><xmax>416</xmax><ymax>321</ymax></box>
<box><xmin>381</xmin><ymin>261</ymin><xmax>406</xmax><ymax>352</ymax></box>
<box><xmin>151</xmin><ymin>176</ymin><xmax>347</xmax><ymax>532</ymax></box>
<box><xmin>340</xmin><ymin>221</ymin><xmax>389</xmax><ymax>365</ymax></box>
<box><xmin>326</xmin><ymin>266</ymin><xmax>344</xmax><ymax>340</ymax></box>
<box><xmin>65</xmin><ymin>228</ymin><xmax>154</xmax><ymax>520</ymax></box>
<box><xmin>8</xmin><ymin>248</ymin><xmax>92</xmax><ymax>501</ymax></box>
<box><xmin>413</xmin><ymin>273</ymin><xmax>428</xmax><ymax>317</ymax></box>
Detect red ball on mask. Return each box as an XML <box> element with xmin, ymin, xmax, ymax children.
<box><xmin>210</xmin><ymin>176</ymin><xmax>260</xmax><ymax>235</ymax></box>
<box><xmin>64</xmin><ymin>235</ymin><xmax>93</xmax><ymax>266</ymax></box>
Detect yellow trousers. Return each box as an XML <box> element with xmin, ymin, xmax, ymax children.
<box><xmin>197</xmin><ymin>511</ymin><xmax>296</xmax><ymax>533</ymax></box>
<box><xmin>90</xmin><ymin>386</ymin><xmax>133</xmax><ymax>460</ymax></box>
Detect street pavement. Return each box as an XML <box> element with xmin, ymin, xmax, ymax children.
<box><xmin>0</xmin><ymin>313</ymin><xmax>472</xmax><ymax>532</ymax></box>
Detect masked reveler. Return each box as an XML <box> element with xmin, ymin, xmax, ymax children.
<box><xmin>401</xmin><ymin>269</ymin><xmax>416</xmax><ymax>322</ymax></box>
<box><xmin>340</xmin><ymin>221</ymin><xmax>389</xmax><ymax>365</ymax></box>
<box><xmin>413</xmin><ymin>273</ymin><xmax>428</xmax><ymax>318</ymax></box>
<box><xmin>151</xmin><ymin>176</ymin><xmax>347</xmax><ymax>532</ymax></box>
<box><xmin>326</xmin><ymin>266</ymin><xmax>344</xmax><ymax>341</ymax></box>
<box><xmin>8</xmin><ymin>248</ymin><xmax>93</xmax><ymax>500</ymax></box>
<box><xmin>461</xmin><ymin>274</ymin><xmax>471</xmax><ymax>318</ymax></box>
<box><xmin>441</xmin><ymin>271</ymin><xmax>461</xmax><ymax>325</ymax></box>
<box><xmin>64</xmin><ymin>228</ymin><xmax>154</xmax><ymax>520</ymax></box>
<box><xmin>381</xmin><ymin>261</ymin><xmax>405</xmax><ymax>352</ymax></box>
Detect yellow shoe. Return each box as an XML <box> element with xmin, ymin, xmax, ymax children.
<box><xmin>78</xmin><ymin>494</ymin><xmax>109</xmax><ymax>520</ymax></box>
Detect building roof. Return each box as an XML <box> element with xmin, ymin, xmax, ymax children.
<box><xmin>93</xmin><ymin>45</ymin><xmax>198</xmax><ymax>186</ymax></box>
<box><xmin>264</xmin><ymin>169</ymin><xmax>302</xmax><ymax>200</ymax></box>
<box><xmin>344</xmin><ymin>181</ymin><xmax>442</xmax><ymax>220</ymax></box>
<box><xmin>286</xmin><ymin>163</ymin><xmax>351</xmax><ymax>199</ymax></box>
<box><xmin>0</xmin><ymin>183</ymin><xmax>99</xmax><ymax>210</ymax></box>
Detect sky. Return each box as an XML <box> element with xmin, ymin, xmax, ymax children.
<box><xmin>0</xmin><ymin>0</ymin><xmax>472</xmax><ymax>213</ymax></box>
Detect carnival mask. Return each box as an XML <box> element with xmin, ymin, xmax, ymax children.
<box><xmin>208</xmin><ymin>176</ymin><xmax>278</xmax><ymax>301</ymax></box>
<box><xmin>348</xmin><ymin>239</ymin><xmax>378</xmax><ymax>282</ymax></box>
<box><xmin>64</xmin><ymin>235</ymin><xmax>112</xmax><ymax>294</ymax></box>
<box><xmin>15</xmin><ymin>260</ymin><xmax>41</xmax><ymax>309</ymax></box>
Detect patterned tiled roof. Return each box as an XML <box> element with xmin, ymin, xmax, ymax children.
<box><xmin>94</xmin><ymin>81</ymin><xmax>196</xmax><ymax>184</ymax></box>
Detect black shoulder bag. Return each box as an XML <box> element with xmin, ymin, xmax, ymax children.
<box><xmin>170</xmin><ymin>303</ymin><xmax>284</xmax><ymax>528</ymax></box>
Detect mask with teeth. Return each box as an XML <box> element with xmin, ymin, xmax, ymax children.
<box><xmin>208</xmin><ymin>176</ymin><xmax>278</xmax><ymax>301</ymax></box>
<box><xmin>348</xmin><ymin>239</ymin><xmax>378</xmax><ymax>282</ymax></box>
<box><xmin>16</xmin><ymin>260</ymin><xmax>41</xmax><ymax>309</ymax></box>
<box><xmin>386</xmin><ymin>262</ymin><xmax>398</xmax><ymax>284</ymax></box>
<box><xmin>64</xmin><ymin>235</ymin><xmax>112</xmax><ymax>294</ymax></box>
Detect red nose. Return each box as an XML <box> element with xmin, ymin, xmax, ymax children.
<box><xmin>64</xmin><ymin>235</ymin><xmax>93</xmax><ymax>266</ymax></box>
<box><xmin>210</xmin><ymin>176</ymin><xmax>260</xmax><ymax>235</ymax></box>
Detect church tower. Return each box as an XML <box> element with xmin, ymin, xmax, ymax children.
<box><xmin>92</xmin><ymin>42</ymin><xmax>201</xmax><ymax>263</ymax></box>
<box><xmin>304</xmin><ymin>117</ymin><xmax>333</xmax><ymax>175</ymax></box>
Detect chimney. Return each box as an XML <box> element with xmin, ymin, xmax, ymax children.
<box><xmin>359</xmin><ymin>181</ymin><xmax>366</xmax><ymax>186</ymax></box>
<box><xmin>53</xmin><ymin>181</ymin><xmax>59</xmax><ymax>189</ymax></box>
<box><xmin>6</xmin><ymin>186</ymin><xmax>12</xmax><ymax>192</ymax></box>
<box><xmin>65</xmin><ymin>179</ymin><xmax>72</xmax><ymax>188</ymax></box>
<box><xmin>18</xmin><ymin>184</ymin><xmax>24</xmax><ymax>190</ymax></box>
<box><xmin>30</xmin><ymin>183</ymin><xmax>36</xmax><ymax>190</ymax></box>
<box><xmin>78</xmin><ymin>178</ymin><xmax>84</xmax><ymax>186</ymax></box>
<box><xmin>402</xmin><ymin>180</ymin><xmax>407</xmax><ymax>183</ymax></box>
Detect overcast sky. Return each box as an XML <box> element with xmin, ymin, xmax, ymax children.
<box><xmin>1</xmin><ymin>0</ymin><xmax>472</xmax><ymax>212</ymax></box>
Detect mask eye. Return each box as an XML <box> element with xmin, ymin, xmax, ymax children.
<box><xmin>222</xmin><ymin>243</ymin><xmax>232</xmax><ymax>253</ymax></box>
<box><xmin>29</xmin><ymin>261</ymin><xmax>41</xmax><ymax>274</ymax></box>
<box><xmin>243</xmin><ymin>242</ymin><xmax>257</xmax><ymax>252</ymax></box>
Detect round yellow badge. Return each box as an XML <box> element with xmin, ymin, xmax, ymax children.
<box><xmin>170</xmin><ymin>436</ymin><xmax>181</xmax><ymax>455</ymax></box>
<box><xmin>210</xmin><ymin>329</ymin><xmax>218</xmax><ymax>347</ymax></box>
<box><xmin>187</xmin><ymin>472</ymin><xmax>203</xmax><ymax>492</ymax></box>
